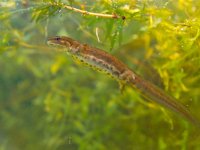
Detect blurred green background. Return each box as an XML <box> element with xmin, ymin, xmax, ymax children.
<box><xmin>1</xmin><ymin>0</ymin><xmax>200</xmax><ymax>149</ymax></box>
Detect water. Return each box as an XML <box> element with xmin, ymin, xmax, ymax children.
<box><xmin>0</xmin><ymin>1</ymin><xmax>200</xmax><ymax>150</ymax></box>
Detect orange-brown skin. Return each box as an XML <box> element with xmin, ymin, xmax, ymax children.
<box><xmin>47</xmin><ymin>36</ymin><xmax>200</xmax><ymax>127</ymax></box>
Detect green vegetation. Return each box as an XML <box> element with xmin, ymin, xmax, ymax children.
<box><xmin>0</xmin><ymin>0</ymin><xmax>200</xmax><ymax>149</ymax></box>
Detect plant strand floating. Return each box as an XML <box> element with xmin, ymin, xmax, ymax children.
<box><xmin>48</xmin><ymin>2</ymin><xmax>125</xmax><ymax>20</ymax></box>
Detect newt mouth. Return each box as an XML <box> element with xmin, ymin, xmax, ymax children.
<box><xmin>47</xmin><ymin>36</ymin><xmax>65</xmax><ymax>48</ymax></box>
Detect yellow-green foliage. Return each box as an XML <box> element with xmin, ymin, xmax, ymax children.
<box><xmin>0</xmin><ymin>0</ymin><xmax>200</xmax><ymax>149</ymax></box>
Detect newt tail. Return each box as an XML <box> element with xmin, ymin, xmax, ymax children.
<box><xmin>47</xmin><ymin>36</ymin><xmax>200</xmax><ymax>127</ymax></box>
<box><xmin>128</xmin><ymin>73</ymin><xmax>200</xmax><ymax>127</ymax></box>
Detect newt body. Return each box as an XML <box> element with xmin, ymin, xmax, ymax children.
<box><xmin>47</xmin><ymin>36</ymin><xmax>200</xmax><ymax>127</ymax></box>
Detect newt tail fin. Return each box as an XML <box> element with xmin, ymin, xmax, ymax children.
<box><xmin>129</xmin><ymin>73</ymin><xmax>200</xmax><ymax>128</ymax></box>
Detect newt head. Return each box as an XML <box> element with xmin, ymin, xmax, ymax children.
<box><xmin>47</xmin><ymin>36</ymin><xmax>73</xmax><ymax>47</ymax></box>
<box><xmin>47</xmin><ymin>36</ymin><xmax>81</xmax><ymax>54</ymax></box>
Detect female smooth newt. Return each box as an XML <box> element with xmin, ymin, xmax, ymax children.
<box><xmin>47</xmin><ymin>36</ymin><xmax>200</xmax><ymax>127</ymax></box>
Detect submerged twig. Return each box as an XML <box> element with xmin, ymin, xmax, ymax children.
<box><xmin>48</xmin><ymin>2</ymin><xmax>125</xmax><ymax>20</ymax></box>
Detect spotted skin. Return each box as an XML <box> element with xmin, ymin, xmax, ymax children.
<box><xmin>47</xmin><ymin>36</ymin><xmax>200</xmax><ymax>127</ymax></box>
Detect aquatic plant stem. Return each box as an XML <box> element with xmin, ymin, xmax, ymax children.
<box><xmin>49</xmin><ymin>2</ymin><xmax>125</xmax><ymax>20</ymax></box>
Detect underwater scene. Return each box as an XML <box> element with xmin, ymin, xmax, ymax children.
<box><xmin>0</xmin><ymin>0</ymin><xmax>200</xmax><ymax>149</ymax></box>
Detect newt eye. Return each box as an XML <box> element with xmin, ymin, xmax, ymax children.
<box><xmin>56</xmin><ymin>37</ymin><xmax>60</xmax><ymax>41</ymax></box>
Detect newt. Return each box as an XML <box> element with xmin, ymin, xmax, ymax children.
<box><xmin>47</xmin><ymin>36</ymin><xmax>200</xmax><ymax>127</ymax></box>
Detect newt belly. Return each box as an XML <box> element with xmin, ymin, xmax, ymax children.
<box><xmin>47</xmin><ymin>36</ymin><xmax>200</xmax><ymax>127</ymax></box>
